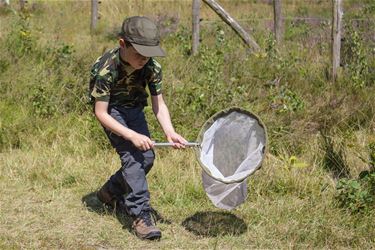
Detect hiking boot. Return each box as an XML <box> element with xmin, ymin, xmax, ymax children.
<box><xmin>132</xmin><ymin>210</ymin><xmax>161</xmax><ymax>240</ymax></box>
<box><xmin>150</xmin><ymin>206</ymin><xmax>171</xmax><ymax>224</ymax></box>
<box><xmin>97</xmin><ymin>182</ymin><xmax>116</xmax><ymax>208</ymax></box>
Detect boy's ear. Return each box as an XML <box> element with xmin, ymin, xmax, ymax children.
<box><xmin>119</xmin><ymin>38</ymin><xmax>125</xmax><ymax>48</ymax></box>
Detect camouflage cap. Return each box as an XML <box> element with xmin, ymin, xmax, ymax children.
<box><xmin>120</xmin><ymin>16</ymin><xmax>166</xmax><ymax>57</ymax></box>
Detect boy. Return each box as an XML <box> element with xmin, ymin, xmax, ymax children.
<box><xmin>89</xmin><ymin>16</ymin><xmax>187</xmax><ymax>240</ymax></box>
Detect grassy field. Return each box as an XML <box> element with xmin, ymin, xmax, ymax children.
<box><xmin>0</xmin><ymin>0</ymin><xmax>374</xmax><ymax>249</ymax></box>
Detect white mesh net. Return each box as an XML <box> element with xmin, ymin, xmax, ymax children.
<box><xmin>197</xmin><ymin>109</ymin><xmax>266</xmax><ymax>210</ymax></box>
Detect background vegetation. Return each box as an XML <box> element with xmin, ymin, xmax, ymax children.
<box><xmin>0</xmin><ymin>0</ymin><xmax>374</xmax><ymax>248</ymax></box>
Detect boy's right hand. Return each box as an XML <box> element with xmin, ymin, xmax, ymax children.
<box><xmin>129</xmin><ymin>132</ymin><xmax>154</xmax><ymax>151</ymax></box>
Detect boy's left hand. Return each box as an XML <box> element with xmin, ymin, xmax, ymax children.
<box><xmin>166</xmin><ymin>132</ymin><xmax>188</xmax><ymax>149</ymax></box>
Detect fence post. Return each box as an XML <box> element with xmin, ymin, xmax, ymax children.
<box><xmin>91</xmin><ymin>0</ymin><xmax>99</xmax><ymax>32</ymax></box>
<box><xmin>331</xmin><ymin>0</ymin><xmax>343</xmax><ymax>82</ymax></box>
<box><xmin>273</xmin><ymin>0</ymin><xmax>283</xmax><ymax>44</ymax></box>
<box><xmin>19</xmin><ymin>0</ymin><xmax>26</xmax><ymax>10</ymax></box>
<box><xmin>1</xmin><ymin>0</ymin><xmax>10</xmax><ymax>6</ymax></box>
<box><xmin>203</xmin><ymin>0</ymin><xmax>260</xmax><ymax>52</ymax></box>
<box><xmin>192</xmin><ymin>0</ymin><xmax>201</xmax><ymax>55</ymax></box>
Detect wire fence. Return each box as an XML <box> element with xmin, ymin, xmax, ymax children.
<box><xmin>201</xmin><ymin>17</ymin><xmax>375</xmax><ymax>23</ymax></box>
<box><xmin>1</xmin><ymin>1</ymin><xmax>374</xmax><ymax>49</ymax></box>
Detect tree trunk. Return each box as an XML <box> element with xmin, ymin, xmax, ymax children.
<box><xmin>203</xmin><ymin>0</ymin><xmax>260</xmax><ymax>52</ymax></box>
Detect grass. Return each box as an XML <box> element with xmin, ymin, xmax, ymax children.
<box><xmin>1</xmin><ymin>0</ymin><xmax>375</xmax><ymax>249</ymax></box>
<box><xmin>1</xmin><ymin>146</ymin><xmax>374</xmax><ymax>248</ymax></box>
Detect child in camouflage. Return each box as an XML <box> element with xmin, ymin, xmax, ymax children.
<box><xmin>89</xmin><ymin>16</ymin><xmax>187</xmax><ymax>240</ymax></box>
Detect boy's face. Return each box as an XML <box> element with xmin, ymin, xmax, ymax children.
<box><xmin>120</xmin><ymin>39</ymin><xmax>150</xmax><ymax>69</ymax></box>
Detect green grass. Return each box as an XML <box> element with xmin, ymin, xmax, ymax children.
<box><xmin>0</xmin><ymin>0</ymin><xmax>374</xmax><ymax>249</ymax></box>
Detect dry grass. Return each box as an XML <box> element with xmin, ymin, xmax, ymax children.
<box><xmin>1</xmin><ymin>138</ymin><xmax>374</xmax><ymax>249</ymax></box>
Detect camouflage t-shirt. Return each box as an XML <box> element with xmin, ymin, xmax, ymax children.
<box><xmin>89</xmin><ymin>47</ymin><xmax>162</xmax><ymax>107</ymax></box>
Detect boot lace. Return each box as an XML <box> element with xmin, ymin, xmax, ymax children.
<box><xmin>139</xmin><ymin>210</ymin><xmax>156</xmax><ymax>227</ymax></box>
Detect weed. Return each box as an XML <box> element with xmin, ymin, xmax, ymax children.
<box><xmin>265</xmin><ymin>33</ymin><xmax>279</xmax><ymax>61</ymax></box>
<box><xmin>5</xmin><ymin>12</ymin><xmax>36</xmax><ymax>57</ymax></box>
<box><xmin>342</xmin><ymin>26</ymin><xmax>371</xmax><ymax>88</ymax></box>
<box><xmin>46</xmin><ymin>42</ymin><xmax>76</xmax><ymax>66</ymax></box>
<box><xmin>269</xmin><ymin>86</ymin><xmax>305</xmax><ymax>114</ymax></box>
<box><xmin>31</xmin><ymin>86</ymin><xmax>57</xmax><ymax>118</ymax></box>
<box><xmin>363</xmin><ymin>2</ymin><xmax>375</xmax><ymax>15</ymax></box>
<box><xmin>336</xmin><ymin>171</ymin><xmax>375</xmax><ymax>213</ymax></box>
<box><xmin>171</xmin><ymin>26</ymin><xmax>191</xmax><ymax>56</ymax></box>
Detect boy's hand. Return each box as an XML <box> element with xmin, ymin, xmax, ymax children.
<box><xmin>129</xmin><ymin>133</ymin><xmax>154</xmax><ymax>151</ymax></box>
<box><xmin>166</xmin><ymin>132</ymin><xmax>188</xmax><ymax>149</ymax></box>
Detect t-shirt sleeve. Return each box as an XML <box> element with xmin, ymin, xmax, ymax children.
<box><xmin>148</xmin><ymin>59</ymin><xmax>162</xmax><ymax>96</ymax></box>
<box><xmin>90</xmin><ymin>67</ymin><xmax>112</xmax><ymax>102</ymax></box>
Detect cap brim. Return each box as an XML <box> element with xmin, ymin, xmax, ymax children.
<box><xmin>132</xmin><ymin>43</ymin><xmax>166</xmax><ymax>57</ymax></box>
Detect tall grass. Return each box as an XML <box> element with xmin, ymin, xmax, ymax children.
<box><xmin>0</xmin><ymin>0</ymin><xmax>374</xmax><ymax>248</ymax></box>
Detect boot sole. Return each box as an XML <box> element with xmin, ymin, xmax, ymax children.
<box><xmin>136</xmin><ymin>231</ymin><xmax>162</xmax><ymax>240</ymax></box>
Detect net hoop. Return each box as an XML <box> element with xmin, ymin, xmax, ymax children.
<box><xmin>195</xmin><ymin>107</ymin><xmax>268</xmax><ymax>184</ymax></box>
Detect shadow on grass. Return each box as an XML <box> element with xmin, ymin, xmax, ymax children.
<box><xmin>320</xmin><ymin>132</ymin><xmax>351</xmax><ymax>179</ymax></box>
<box><xmin>81</xmin><ymin>191</ymin><xmax>133</xmax><ymax>232</ymax></box>
<box><xmin>181</xmin><ymin>211</ymin><xmax>247</xmax><ymax>237</ymax></box>
<box><xmin>81</xmin><ymin>191</ymin><xmax>171</xmax><ymax>233</ymax></box>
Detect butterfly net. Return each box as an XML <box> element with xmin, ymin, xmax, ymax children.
<box><xmin>195</xmin><ymin>108</ymin><xmax>267</xmax><ymax>210</ymax></box>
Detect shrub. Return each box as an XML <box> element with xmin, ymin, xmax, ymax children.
<box><xmin>4</xmin><ymin>12</ymin><xmax>36</xmax><ymax>58</ymax></box>
<box><xmin>31</xmin><ymin>86</ymin><xmax>57</xmax><ymax>118</ymax></box>
<box><xmin>336</xmin><ymin>171</ymin><xmax>375</xmax><ymax>213</ymax></box>
<box><xmin>341</xmin><ymin>26</ymin><xmax>371</xmax><ymax>88</ymax></box>
<box><xmin>335</xmin><ymin>141</ymin><xmax>375</xmax><ymax>213</ymax></box>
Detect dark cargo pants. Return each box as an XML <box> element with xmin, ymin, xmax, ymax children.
<box><xmin>103</xmin><ymin>106</ymin><xmax>155</xmax><ymax>217</ymax></box>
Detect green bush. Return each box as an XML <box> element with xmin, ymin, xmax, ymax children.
<box><xmin>269</xmin><ymin>86</ymin><xmax>305</xmax><ymax>114</ymax></box>
<box><xmin>342</xmin><ymin>26</ymin><xmax>371</xmax><ymax>88</ymax></box>
<box><xmin>31</xmin><ymin>86</ymin><xmax>57</xmax><ymax>118</ymax></box>
<box><xmin>336</xmin><ymin>171</ymin><xmax>375</xmax><ymax>213</ymax></box>
<box><xmin>5</xmin><ymin>13</ymin><xmax>36</xmax><ymax>58</ymax></box>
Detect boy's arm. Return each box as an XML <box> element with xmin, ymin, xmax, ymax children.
<box><xmin>94</xmin><ymin>100</ymin><xmax>154</xmax><ymax>151</ymax></box>
<box><xmin>151</xmin><ymin>94</ymin><xmax>187</xmax><ymax>149</ymax></box>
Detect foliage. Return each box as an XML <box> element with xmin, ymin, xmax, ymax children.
<box><xmin>4</xmin><ymin>12</ymin><xmax>36</xmax><ymax>57</ymax></box>
<box><xmin>31</xmin><ymin>86</ymin><xmax>57</xmax><ymax>118</ymax></box>
<box><xmin>269</xmin><ymin>86</ymin><xmax>305</xmax><ymax>113</ymax></box>
<box><xmin>363</xmin><ymin>2</ymin><xmax>375</xmax><ymax>15</ymax></box>
<box><xmin>171</xmin><ymin>26</ymin><xmax>191</xmax><ymax>56</ymax></box>
<box><xmin>342</xmin><ymin>26</ymin><xmax>371</xmax><ymax>88</ymax></box>
<box><xmin>336</xmin><ymin>170</ymin><xmax>375</xmax><ymax>213</ymax></box>
<box><xmin>335</xmin><ymin>141</ymin><xmax>375</xmax><ymax>213</ymax></box>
